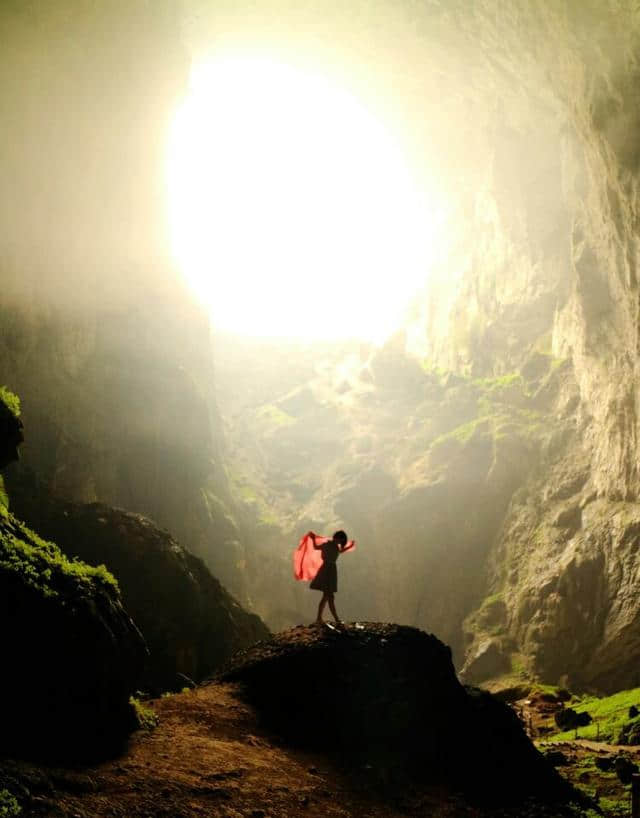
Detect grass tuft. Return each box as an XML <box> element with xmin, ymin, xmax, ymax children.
<box><xmin>130</xmin><ymin>696</ymin><xmax>159</xmax><ymax>731</ymax></box>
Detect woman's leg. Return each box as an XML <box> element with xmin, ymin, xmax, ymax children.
<box><xmin>316</xmin><ymin>593</ymin><xmax>328</xmax><ymax>623</ymax></box>
<box><xmin>327</xmin><ymin>593</ymin><xmax>341</xmax><ymax>623</ymax></box>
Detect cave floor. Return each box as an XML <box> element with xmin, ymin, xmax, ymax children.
<box><xmin>7</xmin><ymin>683</ymin><xmax>480</xmax><ymax>818</ymax></box>
<box><xmin>4</xmin><ymin>682</ymin><xmax>590</xmax><ymax>818</ymax></box>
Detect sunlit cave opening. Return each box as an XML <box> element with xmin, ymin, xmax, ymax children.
<box><xmin>166</xmin><ymin>54</ymin><xmax>443</xmax><ymax>343</ymax></box>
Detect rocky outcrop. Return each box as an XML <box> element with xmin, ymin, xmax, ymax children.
<box><xmin>6</xmin><ymin>468</ymin><xmax>270</xmax><ymax>692</ymax></box>
<box><xmin>0</xmin><ymin>392</ymin><xmax>146</xmax><ymax>760</ymax></box>
<box><xmin>220</xmin><ymin>623</ymin><xmax>569</xmax><ymax>805</ymax></box>
<box><xmin>0</xmin><ymin>513</ymin><xmax>146</xmax><ymax>760</ymax></box>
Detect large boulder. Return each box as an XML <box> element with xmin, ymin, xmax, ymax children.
<box><xmin>7</xmin><ymin>469</ymin><xmax>270</xmax><ymax>691</ymax></box>
<box><xmin>220</xmin><ymin>623</ymin><xmax>570</xmax><ymax>805</ymax></box>
<box><xmin>0</xmin><ymin>511</ymin><xmax>146</xmax><ymax>760</ymax></box>
<box><xmin>0</xmin><ymin>388</ymin><xmax>146</xmax><ymax>760</ymax></box>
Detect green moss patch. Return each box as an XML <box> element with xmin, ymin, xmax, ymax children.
<box><xmin>0</xmin><ymin>514</ymin><xmax>118</xmax><ymax>599</ymax></box>
<box><xmin>0</xmin><ymin>790</ymin><xmax>21</xmax><ymax>818</ymax></box>
<box><xmin>549</xmin><ymin>687</ymin><xmax>640</xmax><ymax>742</ymax></box>
<box><xmin>130</xmin><ymin>696</ymin><xmax>159</xmax><ymax>731</ymax></box>
<box><xmin>0</xmin><ymin>387</ymin><xmax>20</xmax><ymax>419</ymax></box>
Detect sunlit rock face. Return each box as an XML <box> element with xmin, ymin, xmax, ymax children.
<box><xmin>409</xmin><ymin>1</ymin><xmax>640</xmax><ymax>689</ymax></box>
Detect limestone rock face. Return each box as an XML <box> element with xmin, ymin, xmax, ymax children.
<box><xmin>6</xmin><ymin>471</ymin><xmax>270</xmax><ymax>692</ymax></box>
<box><xmin>403</xmin><ymin>1</ymin><xmax>640</xmax><ymax>690</ymax></box>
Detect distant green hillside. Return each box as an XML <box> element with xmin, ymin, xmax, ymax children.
<box><xmin>549</xmin><ymin>687</ymin><xmax>640</xmax><ymax>743</ymax></box>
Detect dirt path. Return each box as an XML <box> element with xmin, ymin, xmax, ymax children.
<box><xmin>17</xmin><ymin>682</ymin><xmax>480</xmax><ymax>818</ymax></box>
<box><xmin>540</xmin><ymin>737</ymin><xmax>640</xmax><ymax>755</ymax></box>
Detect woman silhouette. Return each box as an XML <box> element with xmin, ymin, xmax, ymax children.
<box><xmin>309</xmin><ymin>530</ymin><xmax>351</xmax><ymax>624</ymax></box>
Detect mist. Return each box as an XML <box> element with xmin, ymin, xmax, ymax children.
<box><xmin>2</xmin><ymin>2</ymin><xmax>640</xmax><ymax>813</ymax></box>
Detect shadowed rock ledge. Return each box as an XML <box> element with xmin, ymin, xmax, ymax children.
<box><xmin>6</xmin><ymin>468</ymin><xmax>271</xmax><ymax>692</ymax></box>
<box><xmin>219</xmin><ymin>623</ymin><xmax>574</xmax><ymax>807</ymax></box>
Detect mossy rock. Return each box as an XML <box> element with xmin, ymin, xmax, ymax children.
<box><xmin>0</xmin><ymin>513</ymin><xmax>146</xmax><ymax>760</ymax></box>
<box><xmin>6</xmin><ymin>471</ymin><xmax>270</xmax><ymax>692</ymax></box>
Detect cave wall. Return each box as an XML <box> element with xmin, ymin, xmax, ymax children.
<box><xmin>210</xmin><ymin>0</ymin><xmax>640</xmax><ymax>689</ymax></box>
<box><xmin>0</xmin><ymin>1</ymin><xmax>250</xmax><ymax>603</ymax></box>
<box><xmin>410</xmin><ymin>0</ymin><xmax>640</xmax><ymax>689</ymax></box>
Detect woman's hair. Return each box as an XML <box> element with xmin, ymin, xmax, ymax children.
<box><xmin>333</xmin><ymin>530</ymin><xmax>348</xmax><ymax>545</ymax></box>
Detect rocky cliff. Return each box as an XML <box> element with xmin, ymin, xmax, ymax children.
<box><xmin>0</xmin><ymin>390</ymin><xmax>147</xmax><ymax>760</ymax></box>
<box><xmin>6</xmin><ymin>467</ymin><xmax>270</xmax><ymax>692</ymax></box>
<box><xmin>407</xmin><ymin>1</ymin><xmax>640</xmax><ymax>691</ymax></box>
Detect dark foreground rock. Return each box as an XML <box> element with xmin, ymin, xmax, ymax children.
<box><xmin>0</xmin><ymin>511</ymin><xmax>146</xmax><ymax>760</ymax></box>
<box><xmin>219</xmin><ymin>623</ymin><xmax>573</xmax><ymax>806</ymax></box>
<box><xmin>7</xmin><ymin>470</ymin><xmax>270</xmax><ymax>691</ymax></box>
<box><xmin>0</xmin><ymin>389</ymin><xmax>146</xmax><ymax>761</ymax></box>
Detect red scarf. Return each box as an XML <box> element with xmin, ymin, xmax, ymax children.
<box><xmin>293</xmin><ymin>531</ymin><xmax>356</xmax><ymax>581</ymax></box>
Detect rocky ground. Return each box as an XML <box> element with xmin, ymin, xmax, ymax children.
<box><xmin>0</xmin><ymin>625</ymin><xmax>590</xmax><ymax>818</ymax></box>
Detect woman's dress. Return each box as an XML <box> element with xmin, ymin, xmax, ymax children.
<box><xmin>310</xmin><ymin>540</ymin><xmax>340</xmax><ymax>593</ymax></box>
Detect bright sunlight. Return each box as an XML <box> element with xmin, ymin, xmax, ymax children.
<box><xmin>166</xmin><ymin>55</ymin><xmax>438</xmax><ymax>342</ymax></box>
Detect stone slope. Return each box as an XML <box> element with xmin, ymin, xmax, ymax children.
<box><xmin>6</xmin><ymin>468</ymin><xmax>270</xmax><ymax>692</ymax></box>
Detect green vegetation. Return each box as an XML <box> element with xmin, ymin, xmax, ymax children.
<box><xmin>254</xmin><ymin>404</ymin><xmax>295</xmax><ymax>431</ymax></box>
<box><xmin>480</xmin><ymin>592</ymin><xmax>503</xmax><ymax>609</ymax></box>
<box><xmin>510</xmin><ymin>654</ymin><xmax>526</xmax><ymax>676</ymax></box>
<box><xmin>0</xmin><ymin>477</ymin><xmax>8</xmax><ymax>515</ymax></box>
<box><xmin>0</xmin><ymin>514</ymin><xmax>118</xmax><ymax>599</ymax></box>
<box><xmin>430</xmin><ymin>417</ymin><xmax>489</xmax><ymax>453</ymax></box>
<box><xmin>549</xmin><ymin>687</ymin><xmax>640</xmax><ymax>742</ymax></box>
<box><xmin>129</xmin><ymin>696</ymin><xmax>159</xmax><ymax>731</ymax></box>
<box><xmin>0</xmin><ymin>790</ymin><xmax>20</xmax><ymax>818</ymax></box>
<box><xmin>473</xmin><ymin>372</ymin><xmax>524</xmax><ymax>391</ymax></box>
<box><xmin>0</xmin><ymin>386</ymin><xmax>20</xmax><ymax>418</ymax></box>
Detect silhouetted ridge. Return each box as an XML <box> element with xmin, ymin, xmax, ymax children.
<box><xmin>219</xmin><ymin>623</ymin><xmax>571</xmax><ymax>805</ymax></box>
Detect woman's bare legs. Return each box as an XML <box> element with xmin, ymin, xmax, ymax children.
<box><xmin>327</xmin><ymin>593</ymin><xmax>341</xmax><ymax>624</ymax></box>
<box><xmin>316</xmin><ymin>594</ymin><xmax>328</xmax><ymax>624</ymax></box>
